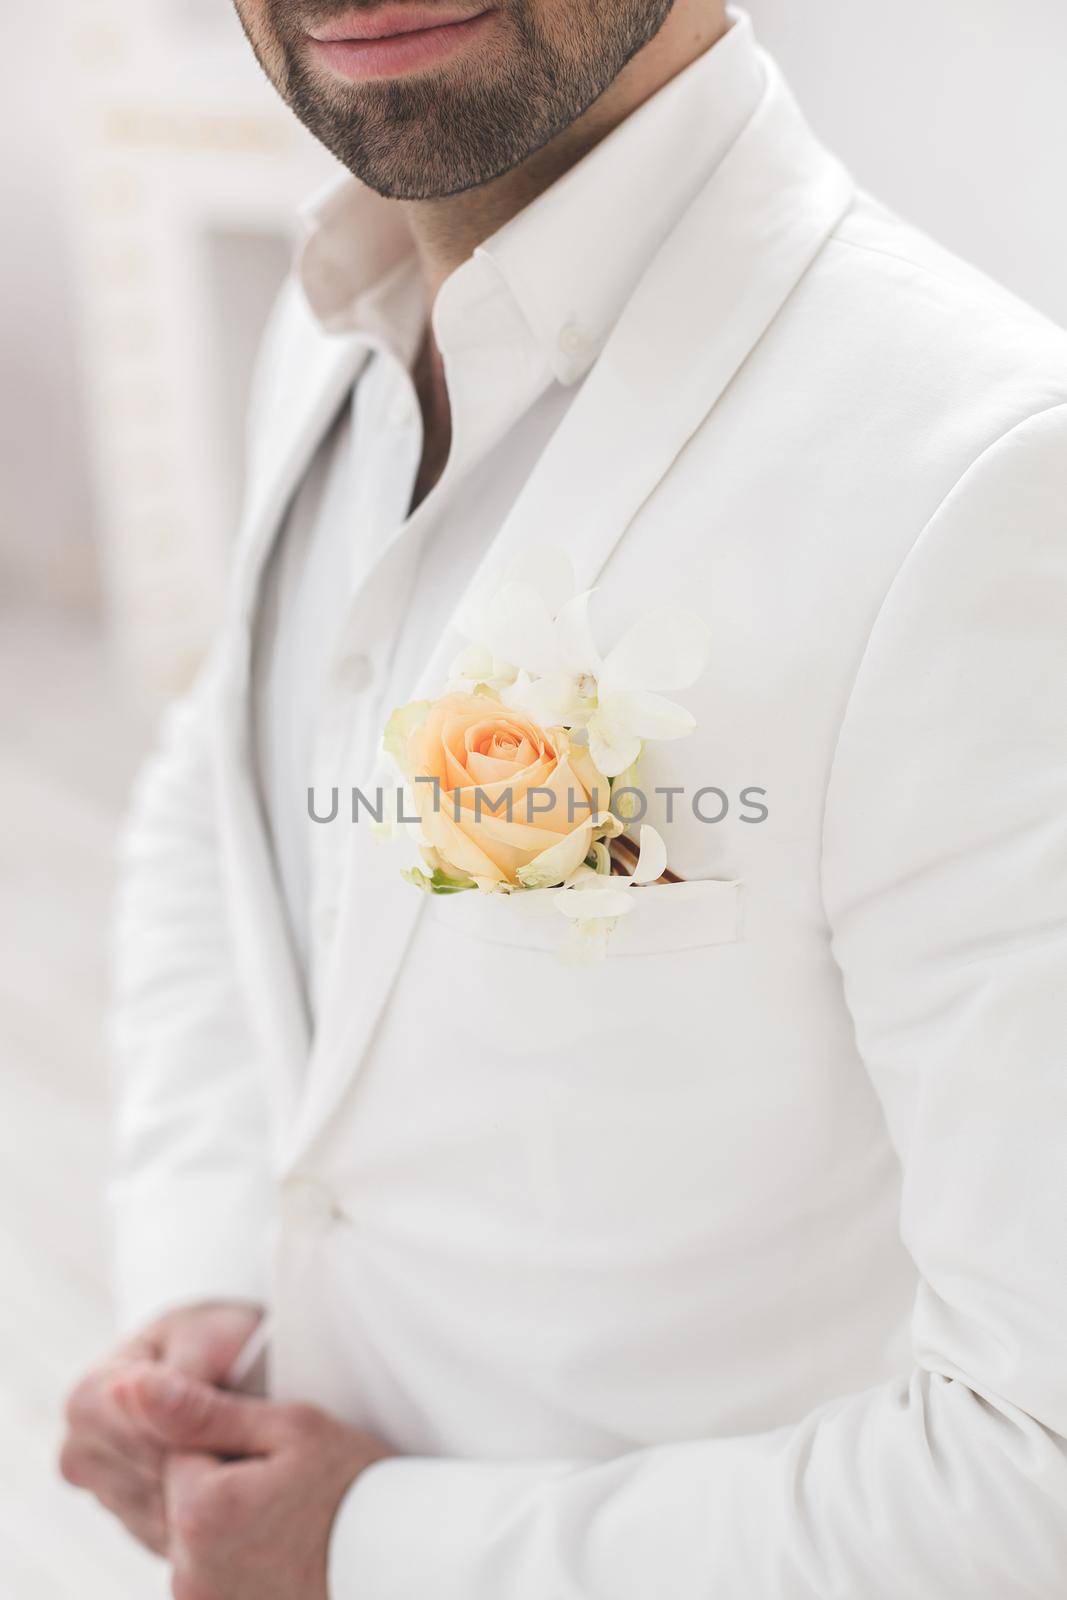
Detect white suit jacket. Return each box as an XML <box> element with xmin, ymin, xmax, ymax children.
<box><xmin>111</xmin><ymin>53</ymin><xmax>1067</xmax><ymax>1600</ymax></box>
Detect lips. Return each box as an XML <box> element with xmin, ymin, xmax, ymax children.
<box><xmin>308</xmin><ymin>5</ymin><xmax>490</xmax><ymax>43</ymax></box>
<box><xmin>306</xmin><ymin>5</ymin><xmax>496</xmax><ymax>80</ymax></box>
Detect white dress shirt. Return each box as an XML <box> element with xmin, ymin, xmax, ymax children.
<box><xmin>253</xmin><ymin>12</ymin><xmax>765</xmax><ymax>989</ymax></box>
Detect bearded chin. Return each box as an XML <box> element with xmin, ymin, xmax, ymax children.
<box><xmin>256</xmin><ymin>0</ymin><xmax>676</xmax><ymax>201</ymax></box>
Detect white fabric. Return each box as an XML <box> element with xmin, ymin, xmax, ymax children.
<box><xmin>251</xmin><ymin>307</ymin><xmax>565</xmax><ymax>986</ymax></box>
<box><xmin>110</xmin><ymin>11</ymin><xmax>1067</xmax><ymax>1597</ymax></box>
<box><xmin>252</xmin><ymin>11</ymin><xmax>765</xmax><ymax>989</ymax></box>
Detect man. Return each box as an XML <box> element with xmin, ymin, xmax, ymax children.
<box><xmin>60</xmin><ymin>0</ymin><xmax>1067</xmax><ymax>1595</ymax></box>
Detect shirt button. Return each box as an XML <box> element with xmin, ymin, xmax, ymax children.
<box><xmin>386</xmin><ymin>391</ymin><xmax>417</xmax><ymax>428</ymax></box>
<box><xmin>557</xmin><ymin>321</ymin><xmax>589</xmax><ymax>357</ymax></box>
<box><xmin>282</xmin><ymin>1174</ymin><xmax>344</xmax><ymax>1229</ymax></box>
<box><xmin>340</xmin><ymin>653</ymin><xmax>374</xmax><ymax>693</ymax></box>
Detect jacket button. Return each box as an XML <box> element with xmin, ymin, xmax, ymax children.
<box><xmin>282</xmin><ymin>1174</ymin><xmax>344</xmax><ymax>1229</ymax></box>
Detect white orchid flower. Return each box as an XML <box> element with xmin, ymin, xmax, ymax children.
<box><xmin>450</xmin><ymin>546</ymin><xmax>711</xmax><ymax>778</ymax></box>
<box><xmin>448</xmin><ymin>548</ymin><xmax>575</xmax><ymax>693</ymax></box>
<box><xmin>547</xmin><ymin>591</ymin><xmax>712</xmax><ymax>778</ymax></box>
<box><xmin>554</xmin><ymin>825</ymin><xmax>668</xmax><ymax>959</ymax></box>
<box><xmin>447</xmin><ymin>640</ymin><xmax>517</xmax><ymax>695</ymax></box>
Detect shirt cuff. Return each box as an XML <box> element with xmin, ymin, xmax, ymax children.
<box><xmin>110</xmin><ymin>1173</ymin><xmax>270</xmax><ymax>1334</ymax></box>
<box><xmin>328</xmin><ymin>1455</ymin><xmax>571</xmax><ymax>1600</ymax></box>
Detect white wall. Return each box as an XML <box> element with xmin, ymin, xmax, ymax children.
<box><xmin>748</xmin><ymin>0</ymin><xmax>1067</xmax><ymax>326</ymax></box>
<box><xmin>0</xmin><ymin>3</ymin><xmax>97</xmax><ymax>607</ymax></box>
<box><xmin>0</xmin><ymin>0</ymin><xmax>333</xmax><ymax>664</ymax></box>
<box><xmin>59</xmin><ymin>0</ymin><xmax>336</xmax><ymax>696</ymax></box>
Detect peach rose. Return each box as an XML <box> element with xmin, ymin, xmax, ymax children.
<box><xmin>406</xmin><ymin>693</ymin><xmax>607</xmax><ymax>890</ymax></box>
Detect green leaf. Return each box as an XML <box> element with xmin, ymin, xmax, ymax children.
<box><xmin>401</xmin><ymin>865</ymin><xmax>477</xmax><ymax>896</ymax></box>
<box><xmin>430</xmin><ymin>867</ymin><xmax>477</xmax><ymax>894</ymax></box>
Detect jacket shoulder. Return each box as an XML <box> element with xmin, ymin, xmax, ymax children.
<box><xmin>823</xmin><ymin>193</ymin><xmax>1067</xmax><ymax>395</ymax></box>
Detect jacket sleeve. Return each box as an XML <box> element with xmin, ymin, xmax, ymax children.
<box><xmin>109</xmin><ymin>647</ymin><xmax>274</xmax><ymax>1333</ymax></box>
<box><xmin>327</xmin><ymin>403</ymin><xmax>1067</xmax><ymax>1599</ymax></box>
<box><xmin>107</xmin><ymin>283</ymin><xmax>301</xmax><ymax>1334</ymax></box>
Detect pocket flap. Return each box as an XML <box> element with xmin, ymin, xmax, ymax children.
<box><xmin>428</xmin><ymin>878</ymin><xmax>744</xmax><ymax>956</ymax></box>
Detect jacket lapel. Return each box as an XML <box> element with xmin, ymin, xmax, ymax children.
<box><xmin>285</xmin><ymin>62</ymin><xmax>855</xmax><ymax>1165</ymax></box>
<box><xmin>410</xmin><ymin>61</ymin><xmax>854</xmax><ymax>703</ymax></box>
<box><xmin>214</xmin><ymin>305</ymin><xmax>369</xmax><ymax>1135</ymax></box>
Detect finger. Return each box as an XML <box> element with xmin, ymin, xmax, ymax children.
<box><xmin>65</xmin><ymin>1369</ymin><xmax>165</xmax><ymax>1471</ymax></box>
<box><xmin>60</xmin><ymin>1436</ymin><xmax>160</xmax><ymax>1495</ymax></box>
<box><xmin>118</xmin><ymin>1366</ymin><xmax>283</xmax><ymax>1457</ymax></box>
<box><xmin>164</xmin><ymin>1450</ymin><xmax>228</xmax><ymax>1555</ymax></box>
<box><xmin>120</xmin><ymin>1505</ymin><xmax>168</xmax><ymax>1558</ymax></box>
<box><xmin>103</xmin><ymin>1485</ymin><xmax>169</xmax><ymax>1557</ymax></box>
<box><xmin>166</xmin><ymin>1451</ymin><xmax>279</xmax><ymax>1570</ymax></box>
<box><xmin>65</xmin><ymin>1447</ymin><xmax>168</xmax><ymax>1555</ymax></box>
<box><xmin>117</xmin><ymin>1328</ymin><xmax>165</xmax><ymax>1364</ymax></box>
<box><xmin>96</xmin><ymin>1471</ymin><xmax>166</xmax><ymax>1534</ymax></box>
<box><xmin>164</xmin><ymin>1450</ymin><xmax>217</xmax><ymax>1519</ymax></box>
<box><xmin>163</xmin><ymin>1306</ymin><xmax>263</xmax><ymax>1386</ymax></box>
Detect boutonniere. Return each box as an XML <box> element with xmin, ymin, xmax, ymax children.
<box><xmin>381</xmin><ymin>551</ymin><xmax>711</xmax><ymax>958</ymax></box>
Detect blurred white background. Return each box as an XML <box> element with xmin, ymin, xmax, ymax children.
<box><xmin>1</xmin><ymin>1</ymin><xmax>1064</xmax><ymax>1594</ymax></box>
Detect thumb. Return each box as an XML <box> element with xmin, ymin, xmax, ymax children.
<box><xmin>162</xmin><ymin>1305</ymin><xmax>264</xmax><ymax>1386</ymax></box>
<box><xmin>118</xmin><ymin>1365</ymin><xmax>280</xmax><ymax>1457</ymax></box>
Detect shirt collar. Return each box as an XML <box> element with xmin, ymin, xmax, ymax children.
<box><xmin>296</xmin><ymin>173</ymin><xmax>414</xmax><ymax>337</ymax></box>
<box><xmin>479</xmin><ymin>9</ymin><xmax>765</xmax><ymax>383</ymax></box>
<box><xmin>296</xmin><ymin>8</ymin><xmax>765</xmax><ymax>382</ymax></box>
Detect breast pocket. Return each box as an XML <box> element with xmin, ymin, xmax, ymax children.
<box><xmin>427</xmin><ymin>877</ymin><xmax>744</xmax><ymax>957</ymax></box>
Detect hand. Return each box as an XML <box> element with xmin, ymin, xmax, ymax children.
<box><xmin>116</xmin><ymin>1366</ymin><xmax>393</xmax><ymax>1600</ymax></box>
<box><xmin>59</xmin><ymin>1302</ymin><xmax>263</xmax><ymax>1555</ymax></box>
